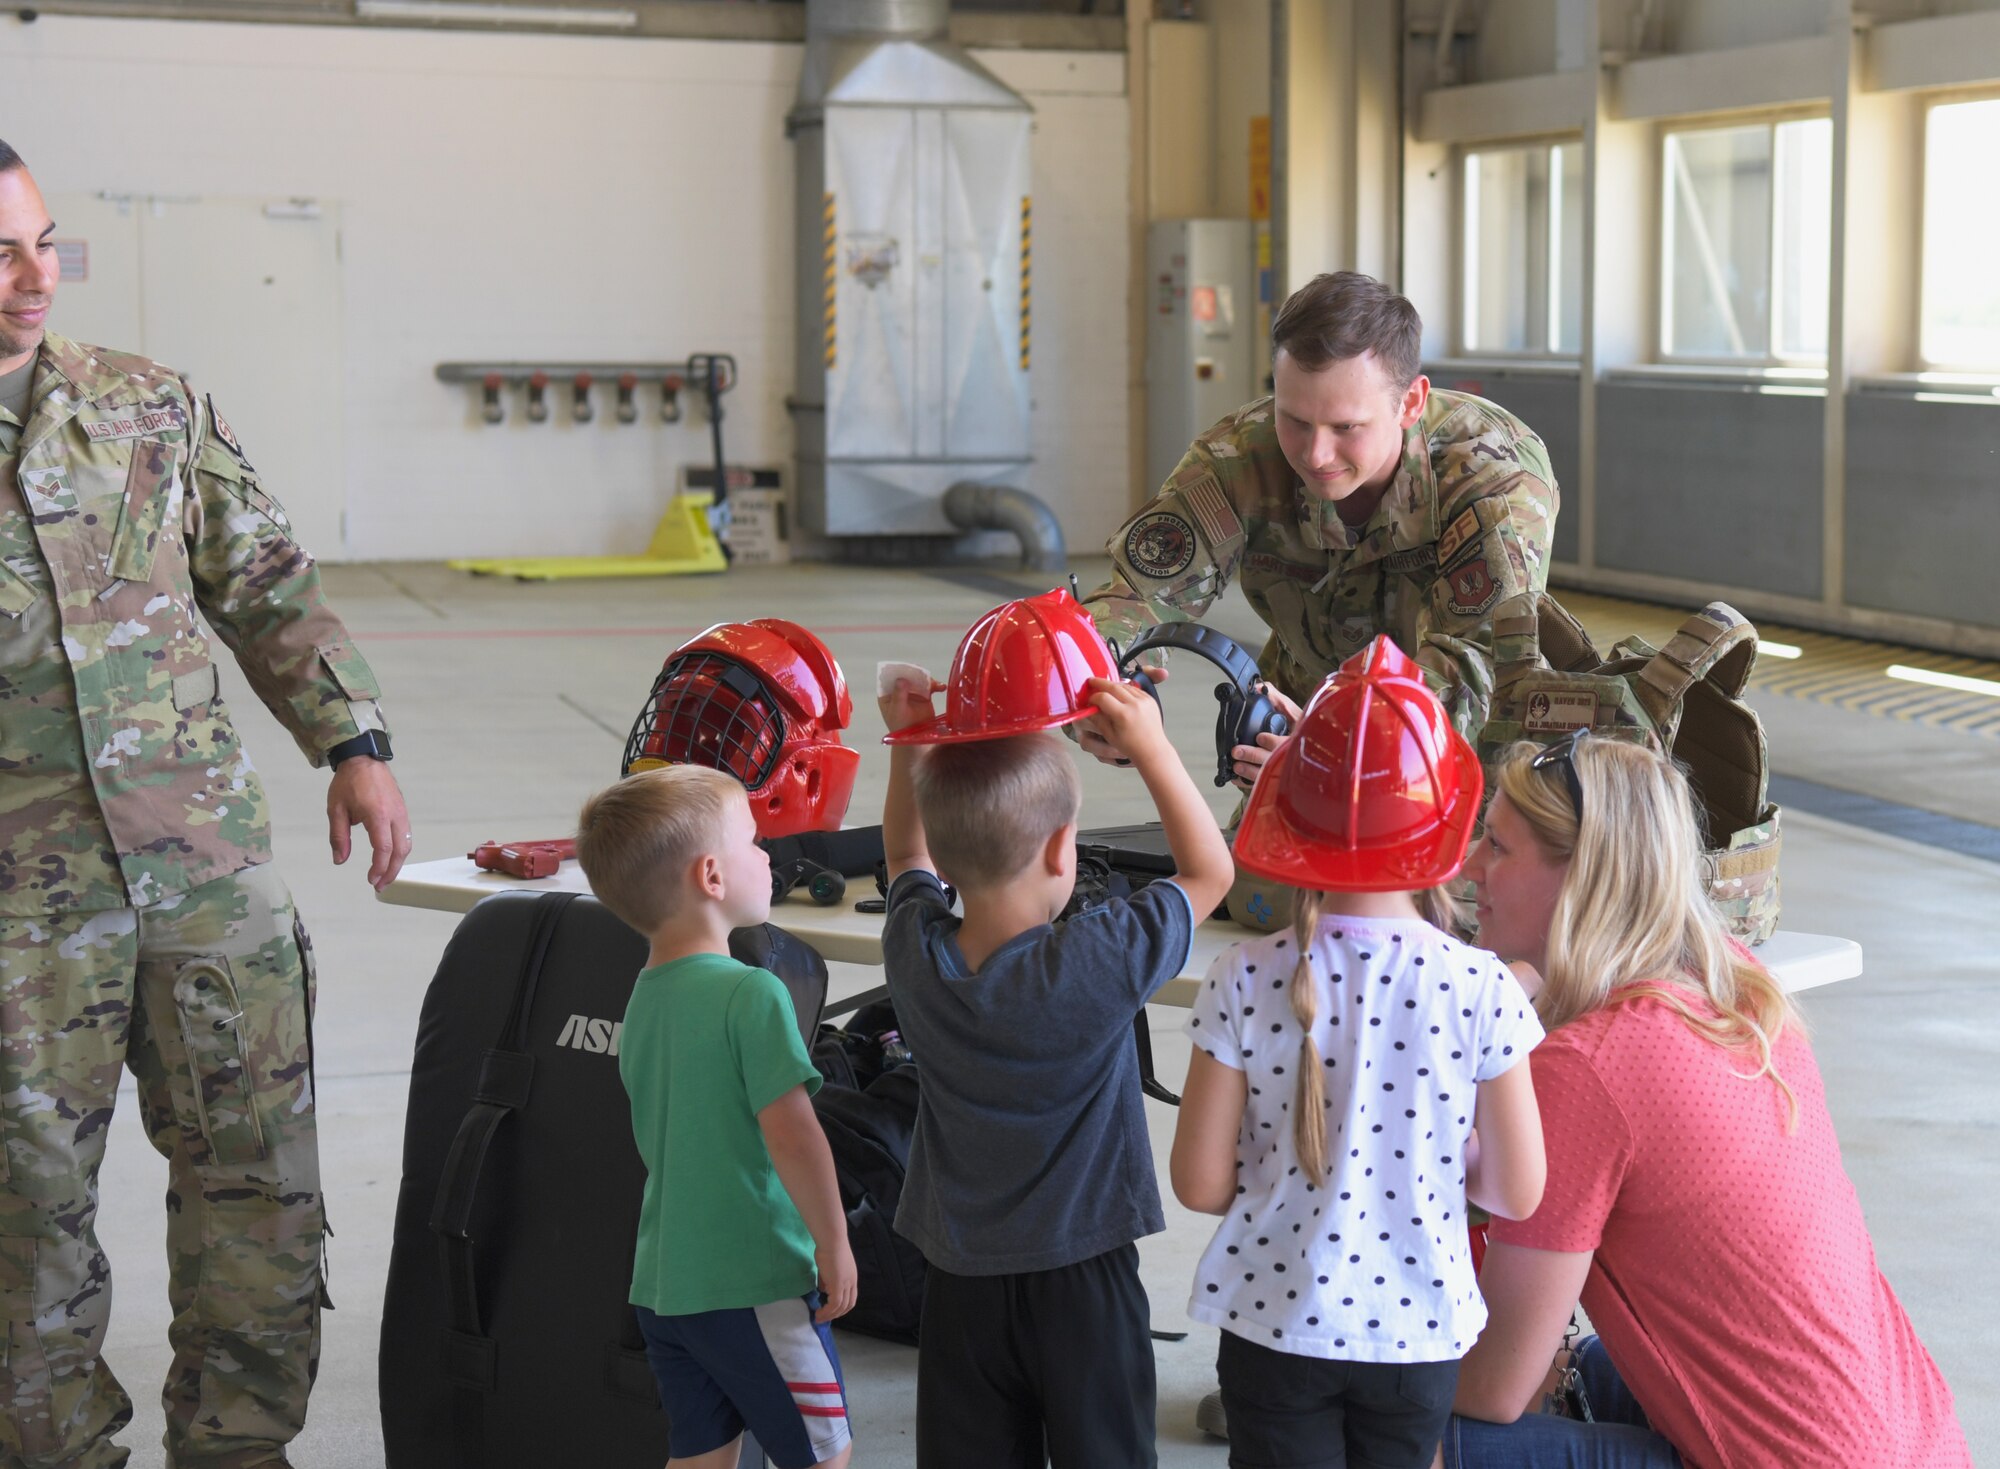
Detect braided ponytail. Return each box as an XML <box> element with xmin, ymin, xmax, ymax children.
<box><xmin>1289</xmin><ymin>889</ymin><xmax>1329</xmax><ymax>1182</ymax></box>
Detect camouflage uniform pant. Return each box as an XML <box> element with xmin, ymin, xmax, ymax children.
<box><xmin>0</xmin><ymin>862</ymin><xmax>321</xmax><ymax>1469</ymax></box>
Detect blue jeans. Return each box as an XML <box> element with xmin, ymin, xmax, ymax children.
<box><xmin>1444</xmin><ymin>1336</ymin><xmax>1682</xmax><ymax>1469</ymax></box>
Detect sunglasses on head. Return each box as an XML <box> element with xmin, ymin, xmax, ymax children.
<box><xmin>1530</xmin><ymin>726</ymin><xmax>1591</xmax><ymax>821</ymax></box>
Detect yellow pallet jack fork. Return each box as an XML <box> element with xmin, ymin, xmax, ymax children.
<box><xmin>447</xmin><ymin>353</ymin><xmax>734</xmax><ymax>582</ymax></box>
<box><xmin>449</xmin><ymin>490</ymin><xmax>728</xmax><ymax>581</ymax></box>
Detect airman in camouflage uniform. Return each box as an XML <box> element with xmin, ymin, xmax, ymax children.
<box><xmin>1087</xmin><ymin>388</ymin><xmax>1556</xmax><ymax>744</ymax></box>
<box><xmin>0</xmin><ymin>147</ymin><xmax>410</xmax><ymax>1468</ymax></box>
<box><xmin>1078</xmin><ymin>274</ymin><xmax>1555</xmax><ymax>783</ymax></box>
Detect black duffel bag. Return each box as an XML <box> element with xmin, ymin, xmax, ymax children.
<box><xmin>810</xmin><ymin>992</ymin><xmax>925</xmax><ymax>1347</ymax></box>
<box><xmin>379</xmin><ymin>891</ymin><xmax>827</xmax><ymax>1469</ymax></box>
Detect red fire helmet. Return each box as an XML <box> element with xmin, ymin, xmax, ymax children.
<box><xmin>622</xmin><ymin>618</ymin><xmax>859</xmax><ymax>839</ymax></box>
<box><xmin>883</xmin><ymin>587</ymin><xmax>1118</xmax><ymax>745</ymax></box>
<box><xmin>1232</xmin><ymin>636</ymin><xmax>1483</xmax><ymax>892</ymax></box>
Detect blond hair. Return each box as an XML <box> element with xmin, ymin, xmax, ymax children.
<box><xmin>1285</xmin><ymin>883</ymin><xmax>1468</xmax><ymax>1183</ymax></box>
<box><xmin>575</xmin><ymin>765</ymin><xmax>743</xmax><ymax>934</ymax></box>
<box><xmin>911</xmin><ymin>733</ymin><xmax>1082</xmax><ymax>889</ymax></box>
<box><xmin>1492</xmin><ymin>739</ymin><xmax>1802</xmax><ymax>1126</ymax></box>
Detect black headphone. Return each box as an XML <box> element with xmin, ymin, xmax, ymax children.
<box><xmin>1116</xmin><ymin>623</ymin><xmax>1292</xmax><ymax>787</ymax></box>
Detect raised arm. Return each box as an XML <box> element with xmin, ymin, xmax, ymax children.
<box><xmin>1082</xmin><ymin>677</ymin><xmax>1234</xmax><ymax>918</ymax></box>
<box><xmin>878</xmin><ymin>674</ymin><xmax>939</xmax><ymax>882</ymax></box>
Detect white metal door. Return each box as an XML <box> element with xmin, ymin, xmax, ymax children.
<box><xmin>137</xmin><ymin>198</ymin><xmax>346</xmax><ymax>558</ymax></box>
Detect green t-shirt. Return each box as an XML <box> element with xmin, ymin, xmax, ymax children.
<box><xmin>620</xmin><ymin>953</ymin><xmax>823</xmax><ymax>1316</ymax></box>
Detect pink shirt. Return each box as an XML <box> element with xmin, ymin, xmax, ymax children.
<box><xmin>1490</xmin><ymin>992</ymin><xmax>1968</xmax><ymax>1469</ymax></box>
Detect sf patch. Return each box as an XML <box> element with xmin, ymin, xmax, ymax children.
<box><xmin>1125</xmin><ymin>511</ymin><xmax>1197</xmax><ymax>580</ymax></box>
<box><xmin>206</xmin><ymin>395</ymin><xmax>255</xmax><ymax>473</ymax></box>
<box><xmin>1445</xmin><ymin>555</ymin><xmax>1502</xmax><ymax>617</ymax></box>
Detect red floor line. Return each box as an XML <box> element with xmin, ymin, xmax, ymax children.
<box><xmin>353</xmin><ymin>622</ymin><xmax>976</xmax><ymax>642</ymax></box>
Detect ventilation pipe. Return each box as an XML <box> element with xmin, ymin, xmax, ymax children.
<box><xmin>943</xmin><ymin>481</ymin><xmax>1067</xmax><ymax>572</ymax></box>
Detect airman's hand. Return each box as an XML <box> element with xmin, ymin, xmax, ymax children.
<box><xmin>328</xmin><ymin>756</ymin><xmax>412</xmax><ymax>891</ymax></box>
<box><xmin>1229</xmin><ymin>683</ymin><xmax>1304</xmax><ymax>789</ymax></box>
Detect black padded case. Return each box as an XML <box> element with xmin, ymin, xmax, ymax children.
<box><xmin>379</xmin><ymin>891</ymin><xmax>828</xmax><ymax>1469</ymax></box>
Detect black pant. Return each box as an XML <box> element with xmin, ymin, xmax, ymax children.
<box><xmin>1218</xmin><ymin>1329</ymin><xmax>1460</xmax><ymax>1469</ymax></box>
<box><xmin>916</xmin><ymin>1242</ymin><xmax>1157</xmax><ymax>1469</ymax></box>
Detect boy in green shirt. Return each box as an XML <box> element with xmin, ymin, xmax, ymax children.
<box><xmin>577</xmin><ymin>765</ymin><xmax>857</xmax><ymax>1469</ymax></box>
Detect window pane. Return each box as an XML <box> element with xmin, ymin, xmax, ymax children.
<box><xmin>1772</xmin><ymin>117</ymin><xmax>1831</xmax><ymax>360</ymax></box>
<box><xmin>1550</xmin><ymin>142</ymin><xmax>1584</xmax><ymax>355</ymax></box>
<box><xmin>1463</xmin><ymin>145</ymin><xmax>1552</xmax><ymax>353</ymax></box>
<box><xmin>1663</xmin><ymin>123</ymin><xmax>1772</xmax><ymax>358</ymax></box>
<box><xmin>1923</xmin><ymin>98</ymin><xmax>2000</xmax><ymax>367</ymax></box>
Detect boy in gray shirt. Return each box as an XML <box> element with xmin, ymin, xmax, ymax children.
<box><xmin>878</xmin><ymin>673</ymin><xmax>1234</xmax><ymax>1468</ymax></box>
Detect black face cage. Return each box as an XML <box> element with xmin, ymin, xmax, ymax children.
<box><xmin>621</xmin><ymin>652</ymin><xmax>790</xmax><ymax>791</ymax></box>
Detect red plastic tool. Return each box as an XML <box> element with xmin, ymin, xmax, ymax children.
<box><xmin>469</xmin><ymin>838</ymin><xmax>577</xmax><ymax>879</ymax></box>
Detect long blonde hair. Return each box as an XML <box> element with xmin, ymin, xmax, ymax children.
<box><xmin>1285</xmin><ymin>883</ymin><xmax>1470</xmax><ymax>1183</ymax></box>
<box><xmin>1493</xmin><ymin>739</ymin><xmax>1803</xmax><ymax>1126</ymax></box>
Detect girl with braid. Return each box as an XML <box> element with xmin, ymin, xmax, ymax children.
<box><xmin>1171</xmin><ymin>638</ymin><xmax>1547</xmax><ymax>1469</ymax></box>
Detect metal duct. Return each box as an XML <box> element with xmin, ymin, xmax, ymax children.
<box><xmin>791</xmin><ymin>0</ymin><xmax>1052</xmax><ymax>544</ymax></box>
<box><xmin>943</xmin><ymin>480</ymin><xmax>1067</xmax><ymax>572</ymax></box>
<box><xmin>805</xmin><ymin>0</ymin><xmax>945</xmax><ymax>40</ymax></box>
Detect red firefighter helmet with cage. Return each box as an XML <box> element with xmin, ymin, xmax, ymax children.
<box><xmin>1232</xmin><ymin>636</ymin><xmax>1483</xmax><ymax>892</ymax></box>
<box><xmin>623</xmin><ymin>619</ymin><xmax>859</xmax><ymax>839</ymax></box>
<box><xmin>882</xmin><ymin>587</ymin><xmax>1118</xmax><ymax>745</ymax></box>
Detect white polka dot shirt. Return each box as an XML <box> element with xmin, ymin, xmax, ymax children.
<box><xmin>1183</xmin><ymin>915</ymin><xmax>1543</xmax><ymax>1363</ymax></box>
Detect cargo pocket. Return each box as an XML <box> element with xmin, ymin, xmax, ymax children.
<box><xmin>316</xmin><ymin>640</ymin><xmax>382</xmax><ymax>703</ymax></box>
<box><xmin>171</xmin><ymin>957</ymin><xmax>268</xmax><ymax>1166</ymax></box>
<box><xmin>290</xmin><ymin>913</ymin><xmax>335</xmax><ymax>1310</ymax></box>
<box><xmin>0</xmin><ymin>562</ymin><xmax>33</xmax><ymax>620</ymax></box>
<box><xmin>0</xmin><ymin>1235</ymin><xmax>57</xmax><ymax>1458</ymax></box>
<box><xmin>108</xmin><ymin>438</ymin><xmax>177</xmax><ymax>583</ymax></box>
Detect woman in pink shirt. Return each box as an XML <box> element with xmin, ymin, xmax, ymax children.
<box><xmin>1442</xmin><ymin>731</ymin><xmax>1969</xmax><ymax>1469</ymax></box>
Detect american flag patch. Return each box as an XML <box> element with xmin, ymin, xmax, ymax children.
<box><xmin>1181</xmin><ymin>473</ymin><xmax>1242</xmax><ymax>548</ymax></box>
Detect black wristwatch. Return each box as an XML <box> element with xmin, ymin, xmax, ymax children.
<box><xmin>326</xmin><ymin>730</ymin><xmax>394</xmax><ymax>768</ymax></box>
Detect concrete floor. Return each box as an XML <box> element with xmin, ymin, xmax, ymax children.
<box><xmin>84</xmin><ymin>559</ymin><xmax>1997</xmax><ymax>1467</ymax></box>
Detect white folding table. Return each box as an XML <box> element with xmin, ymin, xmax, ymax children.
<box><xmin>380</xmin><ymin>856</ymin><xmax>1862</xmax><ymax>1008</ymax></box>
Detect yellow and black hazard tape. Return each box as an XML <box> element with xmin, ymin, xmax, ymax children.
<box><xmin>823</xmin><ymin>192</ymin><xmax>838</xmax><ymax>373</ymax></box>
<box><xmin>1019</xmin><ymin>195</ymin><xmax>1032</xmax><ymax>372</ymax></box>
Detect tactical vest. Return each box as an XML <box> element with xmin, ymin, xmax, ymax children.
<box><xmin>1482</xmin><ymin>596</ymin><xmax>1782</xmax><ymax>944</ymax></box>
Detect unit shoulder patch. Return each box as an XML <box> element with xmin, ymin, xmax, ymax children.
<box><xmin>1124</xmin><ymin>511</ymin><xmax>1197</xmax><ymax>580</ymax></box>
<box><xmin>1444</xmin><ymin>554</ymin><xmax>1502</xmax><ymax>618</ymax></box>
<box><xmin>206</xmin><ymin>395</ymin><xmax>255</xmax><ymax>473</ymax></box>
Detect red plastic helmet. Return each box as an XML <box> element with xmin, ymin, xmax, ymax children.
<box><xmin>622</xmin><ymin>619</ymin><xmax>859</xmax><ymax>839</ymax></box>
<box><xmin>883</xmin><ymin>587</ymin><xmax>1117</xmax><ymax>745</ymax></box>
<box><xmin>1232</xmin><ymin>636</ymin><xmax>1483</xmax><ymax>892</ymax></box>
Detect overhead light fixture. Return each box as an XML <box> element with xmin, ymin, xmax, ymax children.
<box><xmin>356</xmin><ymin>0</ymin><xmax>639</xmax><ymax>28</ymax></box>
<box><xmin>1885</xmin><ymin>664</ymin><xmax>2000</xmax><ymax>699</ymax></box>
<box><xmin>1759</xmin><ymin>641</ymin><xmax>1802</xmax><ymax>660</ymax></box>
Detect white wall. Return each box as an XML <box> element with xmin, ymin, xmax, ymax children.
<box><xmin>0</xmin><ymin>16</ymin><xmax>1130</xmax><ymax>562</ymax></box>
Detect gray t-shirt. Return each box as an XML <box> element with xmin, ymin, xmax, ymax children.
<box><xmin>882</xmin><ymin>867</ymin><xmax>1195</xmax><ymax>1276</ymax></box>
<box><xmin>0</xmin><ymin>357</ymin><xmax>34</xmax><ymax>427</ymax></box>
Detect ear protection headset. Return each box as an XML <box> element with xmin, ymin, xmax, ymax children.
<box><xmin>1115</xmin><ymin>622</ymin><xmax>1293</xmax><ymax>787</ymax></box>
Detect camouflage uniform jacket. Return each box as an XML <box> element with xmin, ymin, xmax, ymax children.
<box><xmin>1085</xmin><ymin>389</ymin><xmax>1558</xmax><ymax>741</ymax></box>
<box><xmin>0</xmin><ymin>333</ymin><xmax>388</xmax><ymax>915</ymax></box>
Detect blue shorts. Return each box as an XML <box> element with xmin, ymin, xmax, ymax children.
<box><xmin>635</xmin><ymin>1295</ymin><xmax>851</xmax><ymax>1468</ymax></box>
